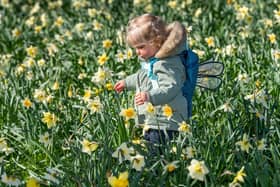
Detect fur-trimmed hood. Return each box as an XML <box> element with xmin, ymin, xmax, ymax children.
<box><xmin>155</xmin><ymin>21</ymin><xmax>186</xmax><ymax>59</ymax></box>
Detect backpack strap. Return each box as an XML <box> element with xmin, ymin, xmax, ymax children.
<box><xmin>148</xmin><ymin>57</ymin><xmax>159</xmax><ymax>79</ymax></box>
<box><xmin>179</xmin><ymin>50</ymin><xmax>199</xmax><ymax>118</ymax></box>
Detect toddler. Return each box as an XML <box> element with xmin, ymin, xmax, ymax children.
<box><xmin>114</xmin><ymin>13</ymin><xmax>190</xmax><ymax>153</ymax></box>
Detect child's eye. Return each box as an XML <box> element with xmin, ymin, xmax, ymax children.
<box><xmin>135</xmin><ymin>44</ymin><xmax>145</xmax><ymax>49</ymax></box>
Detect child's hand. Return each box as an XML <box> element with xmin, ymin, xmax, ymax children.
<box><xmin>114</xmin><ymin>80</ymin><xmax>125</xmax><ymax>93</ymax></box>
<box><xmin>135</xmin><ymin>92</ymin><xmax>149</xmax><ymax>106</ymax></box>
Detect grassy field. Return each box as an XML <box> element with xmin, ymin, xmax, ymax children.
<box><xmin>0</xmin><ymin>0</ymin><xmax>279</xmax><ymax>186</ymax></box>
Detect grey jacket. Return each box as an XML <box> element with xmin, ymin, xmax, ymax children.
<box><xmin>125</xmin><ymin>22</ymin><xmax>188</xmax><ymax>131</ymax></box>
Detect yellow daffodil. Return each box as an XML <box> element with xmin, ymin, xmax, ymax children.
<box><xmin>164</xmin><ymin>161</ymin><xmax>180</xmax><ymax>173</ymax></box>
<box><xmin>40</xmin><ymin>13</ymin><xmax>48</xmax><ymax>27</ymax></box>
<box><xmin>168</xmin><ymin>0</ymin><xmax>177</xmax><ymax>9</ymax></box>
<box><xmin>229</xmin><ymin>166</ymin><xmax>246</xmax><ymax>187</ymax></box>
<box><xmin>39</xmin><ymin>132</ymin><xmax>51</xmax><ymax>147</ymax></box>
<box><xmin>1</xmin><ymin>173</ymin><xmax>21</xmax><ymax>186</ymax></box>
<box><xmin>72</xmin><ymin>0</ymin><xmax>88</xmax><ymax>9</ymax></box>
<box><xmin>88</xmin><ymin>8</ymin><xmax>98</xmax><ymax>17</ymax></box>
<box><xmin>116</xmin><ymin>51</ymin><xmax>125</xmax><ymax>63</ymax></box>
<box><xmin>162</xmin><ymin>104</ymin><xmax>173</xmax><ymax>120</ymax></box>
<box><xmin>74</xmin><ymin>23</ymin><xmax>85</xmax><ymax>33</ymax></box>
<box><xmin>33</xmin><ymin>89</ymin><xmax>46</xmax><ymax>102</ymax></box>
<box><xmin>24</xmin><ymin>58</ymin><xmax>35</xmax><ymax>68</ymax></box>
<box><xmin>255</xmin><ymin>80</ymin><xmax>261</xmax><ymax>88</ymax></box>
<box><xmin>87</xmin><ymin>97</ymin><xmax>103</xmax><ymax>113</ymax></box>
<box><xmin>0</xmin><ymin>70</ymin><xmax>5</xmax><ymax>77</ymax></box>
<box><xmin>205</xmin><ymin>36</ymin><xmax>215</xmax><ymax>47</ymax></box>
<box><xmin>12</xmin><ymin>28</ymin><xmax>21</xmax><ymax>38</ymax></box>
<box><xmin>81</xmin><ymin>139</ymin><xmax>98</xmax><ymax>154</ymax></box>
<box><xmin>185</xmin><ymin>26</ymin><xmax>192</xmax><ymax>34</ymax></box>
<box><xmin>273</xmin><ymin>50</ymin><xmax>280</xmax><ymax>60</ymax></box>
<box><xmin>98</xmin><ymin>53</ymin><xmax>109</xmax><ymax>66</ymax></box>
<box><xmin>170</xmin><ymin>146</ymin><xmax>177</xmax><ymax>154</ymax></box>
<box><xmin>68</xmin><ymin>87</ymin><xmax>73</xmax><ymax>98</ymax></box>
<box><xmin>235</xmin><ymin>134</ymin><xmax>252</xmax><ymax>153</ymax></box>
<box><xmin>25</xmin><ymin>16</ymin><xmax>35</xmax><ymax>27</ymax></box>
<box><xmin>47</xmin><ymin>43</ymin><xmax>58</xmax><ymax>57</ymax></box>
<box><xmin>1</xmin><ymin>0</ymin><xmax>10</xmax><ymax>8</ymax></box>
<box><xmin>237</xmin><ymin>73</ymin><xmax>249</xmax><ymax>83</ymax></box>
<box><xmin>34</xmin><ymin>25</ymin><xmax>42</xmax><ymax>33</ymax></box>
<box><xmin>54</xmin><ymin>16</ymin><xmax>64</xmax><ymax>27</ymax></box>
<box><xmin>42</xmin><ymin>167</ymin><xmax>61</xmax><ymax>184</ymax></box>
<box><xmin>42</xmin><ymin>112</ymin><xmax>58</xmax><ymax>128</ymax></box>
<box><xmin>103</xmin><ymin>39</ymin><xmax>113</xmax><ymax>49</ymax></box>
<box><xmin>83</xmin><ymin>89</ymin><xmax>91</xmax><ymax>101</ymax></box>
<box><xmin>236</xmin><ymin>6</ymin><xmax>249</xmax><ymax>20</ymax></box>
<box><xmin>105</xmin><ymin>83</ymin><xmax>113</xmax><ymax>91</ymax></box>
<box><xmin>52</xmin><ymin>81</ymin><xmax>59</xmax><ymax>90</ymax></box>
<box><xmin>263</xmin><ymin>18</ymin><xmax>273</xmax><ymax>28</ymax></box>
<box><xmin>0</xmin><ymin>137</ymin><xmax>14</xmax><ymax>154</ymax></box>
<box><xmin>256</xmin><ymin>139</ymin><xmax>266</xmax><ymax>151</ymax></box>
<box><xmin>30</xmin><ymin>2</ymin><xmax>40</xmax><ymax>15</ymax></box>
<box><xmin>22</xmin><ymin>98</ymin><xmax>32</xmax><ymax>108</ymax></box>
<box><xmin>178</xmin><ymin>121</ymin><xmax>191</xmax><ymax>133</ymax></box>
<box><xmin>132</xmin><ymin>138</ymin><xmax>141</xmax><ymax>145</ymax></box>
<box><xmin>124</xmin><ymin>120</ymin><xmax>130</xmax><ymax>129</ymax></box>
<box><xmin>27</xmin><ymin>72</ymin><xmax>34</xmax><ymax>80</ymax></box>
<box><xmin>0</xmin><ymin>138</ymin><xmax>8</xmax><ymax>150</ymax></box>
<box><xmin>244</xmin><ymin>89</ymin><xmax>268</xmax><ymax>108</ymax></box>
<box><xmin>268</xmin><ymin>33</ymin><xmax>276</xmax><ymax>44</ymax></box>
<box><xmin>235</xmin><ymin>166</ymin><xmax>246</xmax><ymax>182</ymax></box>
<box><xmin>45</xmin><ymin>95</ymin><xmax>53</xmax><ymax>104</ymax></box>
<box><xmin>64</xmin><ymin>30</ymin><xmax>73</xmax><ymax>40</ymax></box>
<box><xmin>145</xmin><ymin>102</ymin><xmax>155</xmax><ymax>116</ymax></box>
<box><xmin>120</xmin><ymin>108</ymin><xmax>136</xmax><ymax>120</ymax></box>
<box><xmin>26</xmin><ymin>177</ymin><xmax>40</xmax><ymax>187</ymax></box>
<box><xmin>92</xmin><ymin>87</ymin><xmax>101</xmax><ymax>95</ymax></box>
<box><xmin>91</xmin><ymin>67</ymin><xmax>112</xmax><ymax>85</ymax></box>
<box><xmin>183</xmin><ymin>147</ymin><xmax>196</xmax><ymax>159</ymax></box>
<box><xmin>255</xmin><ymin>111</ymin><xmax>264</xmax><ymax>120</ymax></box>
<box><xmin>142</xmin><ymin>124</ymin><xmax>150</xmax><ymax>135</ymax></box>
<box><xmin>194</xmin><ymin>8</ymin><xmax>202</xmax><ymax>17</ymax></box>
<box><xmin>218</xmin><ymin>102</ymin><xmax>233</xmax><ymax>113</ymax></box>
<box><xmin>112</xmin><ymin>142</ymin><xmax>134</xmax><ymax>163</ymax></box>
<box><xmin>26</xmin><ymin>46</ymin><xmax>38</xmax><ymax>58</ymax></box>
<box><xmin>125</xmin><ymin>49</ymin><xmax>133</xmax><ymax>59</ymax></box>
<box><xmin>104</xmin><ymin>12</ymin><xmax>112</xmax><ymax>20</ymax></box>
<box><xmin>193</xmin><ymin>49</ymin><xmax>205</xmax><ymax>57</ymax></box>
<box><xmin>15</xmin><ymin>64</ymin><xmax>26</xmax><ymax>75</ymax></box>
<box><xmin>274</xmin><ymin>9</ymin><xmax>280</xmax><ymax>22</ymax></box>
<box><xmin>223</xmin><ymin>44</ymin><xmax>236</xmax><ymax>56</ymax></box>
<box><xmin>85</xmin><ymin>32</ymin><xmax>93</xmax><ymax>40</ymax></box>
<box><xmin>187</xmin><ymin>159</ymin><xmax>209</xmax><ymax>181</ymax></box>
<box><xmin>37</xmin><ymin>59</ymin><xmax>46</xmax><ymax>67</ymax></box>
<box><xmin>131</xmin><ymin>154</ymin><xmax>145</xmax><ymax>171</ymax></box>
<box><xmin>108</xmin><ymin>171</ymin><xmax>129</xmax><ymax>187</ymax></box>
<box><xmin>144</xmin><ymin>4</ymin><xmax>152</xmax><ymax>12</ymax></box>
<box><xmin>78</xmin><ymin>73</ymin><xmax>87</xmax><ymax>80</ymax></box>
<box><xmin>93</xmin><ymin>20</ymin><xmax>102</xmax><ymax>31</ymax></box>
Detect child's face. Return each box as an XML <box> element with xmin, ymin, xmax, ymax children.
<box><xmin>133</xmin><ymin>42</ymin><xmax>159</xmax><ymax>60</ymax></box>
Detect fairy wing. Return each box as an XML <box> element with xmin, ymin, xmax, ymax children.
<box><xmin>196</xmin><ymin>61</ymin><xmax>224</xmax><ymax>91</ymax></box>
<box><xmin>198</xmin><ymin>61</ymin><xmax>224</xmax><ymax>76</ymax></box>
<box><xmin>197</xmin><ymin>76</ymin><xmax>222</xmax><ymax>90</ymax></box>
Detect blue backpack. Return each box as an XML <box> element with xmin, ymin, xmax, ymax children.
<box><xmin>179</xmin><ymin>50</ymin><xmax>199</xmax><ymax>118</ymax></box>
<box><xmin>148</xmin><ymin>49</ymin><xmax>224</xmax><ymax>118</ymax></box>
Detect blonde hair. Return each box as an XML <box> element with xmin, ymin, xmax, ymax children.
<box><xmin>126</xmin><ymin>14</ymin><xmax>167</xmax><ymax>48</ymax></box>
